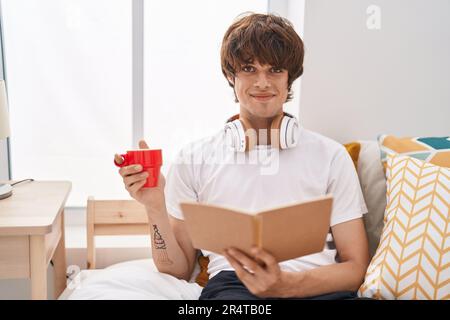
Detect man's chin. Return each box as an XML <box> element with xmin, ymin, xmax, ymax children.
<box><xmin>240</xmin><ymin>103</ymin><xmax>283</xmax><ymax>119</ymax></box>
<box><xmin>249</xmin><ymin>108</ymin><xmax>283</xmax><ymax>119</ymax></box>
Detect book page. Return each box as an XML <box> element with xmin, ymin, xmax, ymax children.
<box><xmin>180</xmin><ymin>202</ymin><xmax>257</xmax><ymax>256</ymax></box>
<box><xmin>259</xmin><ymin>196</ymin><xmax>333</xmax><ymax>262</ymax></box>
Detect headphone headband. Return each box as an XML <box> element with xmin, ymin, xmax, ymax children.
<box><xmin>224</xmin><ymin>112</ymin><xmax>298</xmax><ymax>152</ymax></box>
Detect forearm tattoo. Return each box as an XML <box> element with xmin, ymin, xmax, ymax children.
<box><xmin>152</xmin><ymin>224</ymin><xmax>173</xmax><ymax>265</ymax></box>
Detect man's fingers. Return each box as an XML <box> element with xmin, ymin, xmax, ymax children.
<box><xmin>124</xmin><ymin>171</ymin><xmax>148</xmax><ymax>188</ymax></box>
<box><xmin>251</xmin><ymin>247</ymin><xmax>278</xmax><ymax>272</ymax></box>
<box><xmin>119</xmin><ymin>164</ymin><xmax>143</xmax><ymax>177</ymax></box>
<box><xmin>228</xmin><ymin>248</ymin><xmax>264</xmax><ymax>275</ymax></box>
<box><xmin>224</xmin><ymin>250</ymin><xmax>253</xmax><ymax>280</ymax></box>
<box><xmin>115</xmin><ymin>154</ymin><xmax>124</xmax><ymax>165</ymax></box>
<box><xmin>139</xmin><ymin>139</ymin><xmax>150</xmax><ymax>149</ymax></box>
<box><xmin>128</xmin><ymin>178</ymin><xmax>147</xmax><ymax>194</ymax></box>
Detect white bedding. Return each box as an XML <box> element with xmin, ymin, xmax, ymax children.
<box><xmin>64</xmin><ymin>259</ymin><xmax>203</xmax><ymax>300</ymax></box>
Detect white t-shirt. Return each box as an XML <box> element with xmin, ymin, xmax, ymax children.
<box><xmin>165</xmin><ymin>126</ymin><xmax>368</xmax><ymax>278</ymax></box>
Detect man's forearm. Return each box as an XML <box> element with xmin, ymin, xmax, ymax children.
<box><xmin>280</xmin><ymin>261</ymin><xmax>367</xmax><ymax>298</ymax></box>
<box><xmin>146</xmin><ymin>205</ymin><xmax>191</xmax><ymax>280</ymax></box>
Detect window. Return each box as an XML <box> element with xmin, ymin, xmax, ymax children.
<box><xmin>2</xmin><ymin>0</ymin><xmax>132</xmax><ymax>206</ymax></box>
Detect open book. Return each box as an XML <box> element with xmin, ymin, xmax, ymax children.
<box><xmin>179</xmin><ymin>195</ymin><xmax>333</xmax><ymax>262</ymax></box>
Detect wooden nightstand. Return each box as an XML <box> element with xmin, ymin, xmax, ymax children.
<box><xmin>0</xmin><ymin>180</ymin><xmax>72</xmax><ymax>299</ymax></box>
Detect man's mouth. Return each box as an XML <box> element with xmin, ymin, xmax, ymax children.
<box><xmin>250</xmin><ymin>94</ymin><xmax>275</xmax><ymax>101</ymax></box>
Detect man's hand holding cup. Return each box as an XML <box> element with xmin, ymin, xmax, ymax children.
<box><xmin>114</xmin><ymin>140</ymin><xmax>166</xmax><ymax>213</ymax></box>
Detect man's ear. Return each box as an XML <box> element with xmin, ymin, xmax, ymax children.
<box><xmin>227</xmin><ymin>77</ymin><xmax>234</xmax><ymax>85</ymax></box>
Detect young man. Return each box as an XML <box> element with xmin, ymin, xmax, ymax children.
<box><xmin>115</xmin><ymin>13</ymin><xmax>369</xmax><ymax>300</ymax></box>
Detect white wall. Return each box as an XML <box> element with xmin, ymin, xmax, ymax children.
<box><xmin>268</xmin><ymin>0</ymin><xmax>306</xmax><ymax>118</ymax></box>
<box><xmin>300</xmin><ymin>0</ymin><xmax>450</xmax><ymax>143</ymax></box>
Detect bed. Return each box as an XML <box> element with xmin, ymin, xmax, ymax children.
<box><xmin>59</xmin><ymin>197</ymin><xmax>203</xmax><ymax>300</ymax></box>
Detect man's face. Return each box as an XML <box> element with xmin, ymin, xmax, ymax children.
<box><xmin>230</xmin><ymin>61</ymin><xmax>289</xmax><ymax>119</ymax></box>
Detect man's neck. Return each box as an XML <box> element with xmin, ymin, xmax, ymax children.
<box><xmin>238</xmin><ymin>110</ymin><xmax>283</xmax><ymax>145</ymax></box>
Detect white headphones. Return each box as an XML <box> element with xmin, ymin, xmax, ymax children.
<box><xmin>224</xmin><ymin>112</ymin><xmax>299</xmax><ymax>152</ymax></box>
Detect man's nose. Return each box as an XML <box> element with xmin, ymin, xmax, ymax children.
<box><xmin>254</xmin><ymin>72</ymin><xmax>271</xmax><ymax>88</ymax></box>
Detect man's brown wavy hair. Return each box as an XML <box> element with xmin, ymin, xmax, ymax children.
<box><xmin>221</xmin><ymin>13</ymin><xmax>305</xmax><ymax>103</ymax></box>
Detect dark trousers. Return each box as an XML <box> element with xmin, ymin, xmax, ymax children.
<box><xmin>199</xmin><ymin>271</ymin><xmax>357</xmax><ymax>300</ymax></box>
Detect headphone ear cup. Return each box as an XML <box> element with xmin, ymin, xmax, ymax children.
<box><xmin>224</xmin><ymin>119</ymin><xmax>246</xmax><ymax>152</ymax></box>
<box><xmin>280</xmin><ymin>114</ymin><xmax>299</xmax><ymax>149</ymax></box>
<box><xmin>270</xmin><ymin>114</ymin><xmax>284</xmax><ymax>149</ymax></box>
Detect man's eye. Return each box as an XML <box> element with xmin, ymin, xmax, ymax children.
<box><xmin>242</xmin><ymin>66</ymin><xmax>254</xmax><ymax>72</ymax></box>
<box><xmin>271</xmin><ymin>67</ymin><xmax>283</xmax><ymax>73</ymax></box>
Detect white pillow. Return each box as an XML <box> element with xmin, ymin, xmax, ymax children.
<box><xmin>357</xmin><ymin>140</ymin><xmax>387</xmax><ymax>258</ymax></box>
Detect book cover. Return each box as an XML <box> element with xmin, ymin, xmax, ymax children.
<box><xmin>179</xmin><ymin>195</ymin><xmax>333</xmax><ymax>262</ymax></box>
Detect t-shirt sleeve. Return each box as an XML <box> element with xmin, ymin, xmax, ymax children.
<box><xmin>164</xmin><ymin>151</ymin><xmax>198</xmax><ymax>220</ymax></box>
<box><xmin>327</xmin><ymin>146</ymin><xmax>368</xmax><ymax>226</ymax></box>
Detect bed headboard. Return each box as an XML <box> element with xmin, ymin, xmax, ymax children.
<box><xmin>86</xmin><ymin>196</ymin><xmax>150</xmax><ymax>269</ymax></box>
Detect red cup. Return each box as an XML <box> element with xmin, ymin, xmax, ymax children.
<box><xmin>114</xmin><ymin>149</ymin><xmax>163</xmax><ymax>188</ymax></box>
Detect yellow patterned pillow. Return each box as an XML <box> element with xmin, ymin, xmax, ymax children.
<box><xmin>358</xmin><ymin>153</ymin><xmax>450</xmax><ymax>299</ymax></box>
<box><xmin>379</xmin><ymin>135</ymin><xmax>450</xmax><ymax>169</ymax></box>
